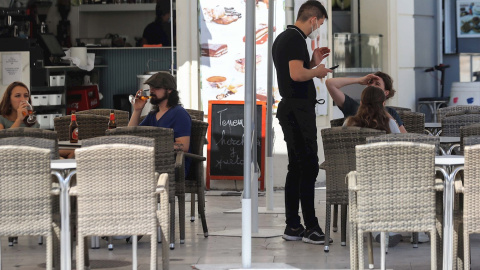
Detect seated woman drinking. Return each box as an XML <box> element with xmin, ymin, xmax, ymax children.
<box><xmin>344</xmin><ymin>86</ymin><xmax>400</xmax><ymax>134</ymax></box>
<box><xmin>0</xmin><ymin>81</ymin><xmax>40</xmax><ymax>129</ymax></box>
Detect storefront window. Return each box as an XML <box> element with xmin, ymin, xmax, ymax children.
<box><xmin>460</xmin><ymin>54</ymin><xmax>480</xmax><ymax>82</ymax></box>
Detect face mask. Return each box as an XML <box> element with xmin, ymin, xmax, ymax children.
<box><xmin>307</xmin><ymin>18</ymin><xmax>319</xmax><ymax>39</ymax></box>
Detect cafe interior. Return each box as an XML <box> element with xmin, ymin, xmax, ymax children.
<box><xmin>0</xmin><ymin>0</ymin><xmax>480</xmax><ymax>269</ymax></box>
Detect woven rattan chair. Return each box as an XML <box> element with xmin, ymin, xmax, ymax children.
<box><xmin>82</xmin><ymin>136</ymin><xmax>169</xmax><ymax>251</ymax></box>
<box><xmin>321</xmin><ymin>127</ymin><xmax>385</xmax><ymax>253</ymax></box>
<box><xmin>0</xmin><ymin>128</ymin><xmax>59</xmax><ymax>159</ymax></box>
<box><xmin>185</xmin><ymin>109</ymin><xmax>204</xmax><ymax>121</ymax></box>
<box><xmin>441</xmin><ymin>112</ymin><xmax>480</xmax><ymax>137</ymax></box>
<box><xmin>105</xmin><ymin>126</ymin><xmax>181</xmax><ymax>249</ymax></box>
<box><xmin>54</xmin><ymin>114</ymin><xmax>109</xmax><ymax>141</ymax></box>
<box><xmin>458</xmin><ymin>123</ymin><xmax>480</xmax><ymax>155</ymax></box>
<box><xmin>330</xmin><ymin>118</ymin><xmax>345</xmax><ymax>127</ymax></box>
<box><xmin>453</xmin><ymin>136</ymin><xmax>480</xmax><ymax>270</ymax></box>
<box><xmin>388</xmin><ymin>106</ymin><xmax>411</xmax><ymax>113</ymax></box>
<box><xmin>437</xmin><ymin>105</ymin><xmax>480</xmax><ymax>123</ymax></box>
<box><xmin>0</xmin><ymin>146</ymin><xmax>54</xmax><ymax>269</ymax></box>
<box><xmin>74</xmin><ymin>144</ymin><xmax>169</xmax><ymax>270</ymax></box>
<box><xmin>179</xmin><ymin>119</ymin><xmax>209</xmax><ymax>236</ymax></box>
<box><xmin>397</xmin><ymin>111</ymin><xmax>425</xmax><ymax>134</ymax></box>
<box><xmin>348</xmin><ymin>142</ymin><xmax>437</xmax><ymax>270</ymax></box>
<box><xmin>77</xmin><ymin>109</ymin><xmax>130</xmax><ymax>127</ymax></box>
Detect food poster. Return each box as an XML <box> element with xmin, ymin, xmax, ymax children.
<box><xmin>294</xmin><ymin>0</ymin><xmax>329</xmax><ymax>116</ymax></box>
<box><xmin>457</xmin><ymin>1</ymin><xmax>480</xmax><ymax>38</ymax></box>
<box><xmin>199</xmin><ymin>0</ymin><xmax>285</xmax><ymax>115</ymax></box>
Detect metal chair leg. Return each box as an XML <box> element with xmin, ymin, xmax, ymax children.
<box><xmin>367</xmin><ymin>232</ymin><xmax>374</xmax><ymax>269</ymax></box>
<box><xmin>190</xmin><ymin>192</ymin><xmax>196</xmax><ymax>222</ymax></box>
<box><xmin>324</xmin><ymin>203</ymin><xmax>331</xmax><ymax>252</ymax></box>
<box><xmin>333</xmin><ymin>204</ymin><xmax>338</xmax><ymax>232</ymax></box>
<box><xmin>38</xmin><ymin>236</ymin><xmax>43</xmax><ymax>245</ymax></box>
<box><xmin>341</xmin><ymin>205</ymin><xmax>347</xmax><ymax>246</ymax></box>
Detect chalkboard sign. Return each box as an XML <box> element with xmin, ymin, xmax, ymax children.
<box><xmin>207</xmin><ymin>101</ymin><xmax>266</xmax><ymax>190</ymax></box>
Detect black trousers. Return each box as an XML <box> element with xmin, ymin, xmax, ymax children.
<box><xmin>277</xmin><ymin>100</ymin><xmax>320</xmax><ymax>230</ymax></box>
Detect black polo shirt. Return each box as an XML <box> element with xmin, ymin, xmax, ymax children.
<box><xmin>272</xmin><ymin>25</ymin><xmax>316</xmax><ymax>102</ymax></box>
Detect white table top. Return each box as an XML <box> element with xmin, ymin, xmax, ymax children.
<box><xmin>58</xmin><ymin>140</ymin><xmax>82</xmax><ymax>149</ymax></box>
<box><xmin>51</xmin><ymin>159</ymin><xmax>77</xmax><ymax>170</ymax></box>
<box><xmin>440</xmin><ymin>136</ymin><xmax>460</xmax><ymax>143</ymax></box>
<box><xmin>425</xmin><ymin>122</ymin><xmax>442</xmax><ymax>128</ymax></box>
<box><xmin>435</xmin><ymin>155</ymin><xmax>464</xmax><ymax>166</ymax></box>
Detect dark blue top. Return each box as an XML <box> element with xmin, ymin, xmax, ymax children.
<box><xmin>140</xmin><ymin>105</ymin><xmax>192</xmax><ymax>174</ymax></box>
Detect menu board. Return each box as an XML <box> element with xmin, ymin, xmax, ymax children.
<box><xmin>206</xmin><ymin>100</ymin><xmax>266</xmax><ymax>190</ymax></box>
<box><xmin>199</xmin><ymin>0</ymin><xmax>285</xmax><ymax>115</ymax></box>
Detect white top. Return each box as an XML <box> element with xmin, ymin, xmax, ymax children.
<box><xmin>425</xmin><ymin>122</ymin><xmax>442</xmax><ymax>128</ymax></box>
<box><xmin>440</xmin><ymin>136</ymin><xmax>460</xmax><ymax>143</ymax></box>
<box><xmin>435</xmin><ymin>155</ymin><xmax>464</xmax><ymax>166</ymax></box>
<box><xmin>51</xmin><ymin>159</ymin><xmax>77</xmax><ymax>170</ymax></box>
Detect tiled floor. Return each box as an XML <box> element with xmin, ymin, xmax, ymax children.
<box><xmin>3</xmin><ymin>189</ymin><xmax>480</xmax><ymax>269</ymax></box>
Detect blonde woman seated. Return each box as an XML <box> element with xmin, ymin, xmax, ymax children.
<box><xmin>344</xmin><ymin>86</ymin><xmax>400</xmax><ymax>134</ymax></box>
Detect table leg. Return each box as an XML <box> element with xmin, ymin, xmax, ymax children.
<box><xmin>52</xmin><ymin>170</ymin><xmax>76</xmax><ymax>270</ymax></box>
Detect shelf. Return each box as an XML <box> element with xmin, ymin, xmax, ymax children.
<box><xmin>31</xmin><ymin>86</ymin><xmax>65</xmax><ymax>93</ymax></box>
<box><xmin>78</xmin><ymin>3</ymin><xmax>156</xmax><ymax>12</ymax></box>
<box><xmin>44</xmin><ymin>65</ymin><xmax>108</xmax><ymax>71</ymax></box>
<box><xmin>34</xmin><ymin>105</ymin><xmax>65</xmax><ymax>111</ymax></box>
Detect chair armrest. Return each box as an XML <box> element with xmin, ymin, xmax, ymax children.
<box><xmin>455</xmin><ymin>180</ymin><xmax>464</xmax><ymax>194</ymax></box>
<box><xmin>50</xmin><ymin>187</ymin><xmax>60</xmax><ymax>196</ymax></box>
<box><xmin>69</xmin><ymin>186</ymin><xmax>78</xmax><ymax>196</ymax></box>
<box><xmin>319</xmin><ymin>161</ymin><xmax>326</xmax><ymax>170</ymax></box>
<box><xmin>184</xmin><ymin>152</ymin><xmax>207</xmax><ymax>161</ymax></box>
<box><xmin>175</xmin><ymin>151</ymin><xmax>185</xmax><ymax>168</ymax></box>
<box><xmin>435</xmin><ymin>178</ymin><xmax>444</xmax><ymax>192</ymax></box>
<box><xmin>155</xmin><ymin>173</ymin><xmax>169</xmax><ymax>194</ymax></box>
<box><xmin>347</xmin><ymin>171</ymin><xmax>358</xmax><ymax>191</ymax></box>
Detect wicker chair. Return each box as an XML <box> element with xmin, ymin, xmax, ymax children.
<box><xmin>0</xmin><ymin>128</ymin><xmax>59</xmax><ymax>159</ymax></box>
<box><xmin>330</xmin><ymin>118</ymin><xmax>345</xmax><ymax>127</ymax></box>
<box><xmin>105</xmin><ymin>126</ymin><xmax>181</xmax><ymax>249</ymax></box>
<box><xmin>397</xmin><ymin>111</ymin><xmax>425</xmax><ymax>134</ymax></box>
<box><xmin>0</xmin><ymin>146</ymin><xmax>54</xmax><ymax>269</ymax></box>
<box><xmin>185</xmin><ymin>109</ymin><xmax>204</xmax><ymax>121</ymax></box>
<box><xmin>179</xmin><ymin>119</ymin><xmax>209</xmax><ymax>236</ymax></box>
<box><xmin>53</xmin><ymin>114</ymin><xmax>109</xmax><ymax>141</ymax></box>
<box><xmin>320</xmin><ymin>127</ymin><xmax>385</xmax><ymax>253</ymax></box>
<box><xmin>388</xmin><ymin>106</ymin><xmax>411</xmax><ymax>113</ymax></box>
<box><xmin>74</xmin><ymin>144</ymin><xmax>169</xmax><ymax>270</ymax></box>
<box><xmin>348</xmin><ymin>142</ymin><xmax>437</xmax><ymax>270</ymax></box>
<box><xmin>82</xmin><ymin>136</ymin><xmax>169</xmax><ymax>251</ymax></box>
<box><xmin>441</xmin><ymin>113</ymin><xmax>480</xmax><ymax>138</ymax></box>
<box><xmin>454</xmin><ymin>136</ymin><xmax>480</xmax><ymax>270</ymax></box>
<box><xmin>437</xmin><ymin>105</ymin><xmax>480</xmax><ymax>123</ymax></box>
<box><xmin>459</xmin><ymin>123</ymin><xmax>480</xmax><ymax>155</ymax></box>
<box><xmin>77</xmin><ymin>109</ymin><xmax>130</xmax><ymax>127</ymax></box>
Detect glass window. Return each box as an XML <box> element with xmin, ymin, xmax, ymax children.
<box><xmin>459</xmin><ymin>54</ymin><xmax>480</xmax><ymax>82</ymax></box>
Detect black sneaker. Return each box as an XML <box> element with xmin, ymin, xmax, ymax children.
<box><xmin>302</xmin><ymin>226</ymin><xmax>332</xmax><ymax>245</ymax></box>
<box><xmin>282</xmin><ymin>225</ymin><xmax>305</xmax><ymax>241</ymax></box>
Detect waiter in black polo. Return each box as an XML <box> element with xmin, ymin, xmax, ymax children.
<box><xmin>272</xmin><ymin>0</ymin><xmax>331</xmax><ymax>245</ymax></box>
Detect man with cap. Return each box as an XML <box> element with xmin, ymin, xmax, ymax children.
<box><xmin>129</xmin><ymin>71</ymin><xmax>192</xmax><ymax>171</ymax></box>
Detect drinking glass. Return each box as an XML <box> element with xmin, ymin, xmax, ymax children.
<box><xmin>22</xmin><ymin>101</ymin><xmax>36</xmax><ymax>124</ymax></box>
<box><xmin>128</xmin><ymin>89</ymin><xmax>152</xmax><ymax>104</ymax></box>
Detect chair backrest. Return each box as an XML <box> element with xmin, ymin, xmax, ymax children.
<box><xmin>460</xmin><ymin>123</ymin><xmax>480</xmax><ymax>153</ymax></box>
<box><xmin>54</xmin><ymin>114</ymin><xmax>109</xmax><ymax>141</ymax></box>
<box><xmin>330</xmin><ymin>118</ymin><xmax>345</xmax><ymax>127</ymax></box>
<box><xmin>388</xmin><ymin>106</ymin><xmax>411</xmax><ymax>112</ymax></box>
<box><xmin>458</xmin><ymin>143</ymin><xmax>480</xmax><ymax>230</ymax></box>
<box><xmin>0</xmin><ymin>145</ymin><xmax>52</xmax><ymax>236</ymax></box>
<box><xmin>186</xmin><ymin>109</ymin><xmax>204</xmax><ymax>121</ymax></box>
<box><xmin>105</xmin><ymin>126</ymin><xmax>175</xmax><ymax>199</ymax></box>
<box><xmin>0</xmin><ymin>137</ymin><xmax>57</xmax><ymax>160</ymax></box>
<box><xmin>0</xmin><ymin>128</ymin><xmax>59</xmax><ymax>159</ymax></box>
<box><xmin>75</xmin><ymin>144</ymin><xmax>157</xmax><ymax>235</ymax></box>
<box><xmin>398</xmin><ymin>111</ymin><xmax>425</xmax><ymax>134</ymax></box>
<box><xmin>366</xmin><ymin>133</ymin><xmax>440</xmax><ymax>154</ymax></box>
<box><xmin>437</xmin><ymin>105</ymin><xmax>480</xmax><ymax>123</ymax></box>
<box><xmin>186</xmin><ymin>120</ymin><xmax>209</xmax><ymax>182</ymax></box>
<box><xmin>355</xmin><ymin>142</ymin><xmax>436</xmax><ymax>231</ymax></box>
<box><xmin>321</xmin><ymin>126</ymin><xmax>385</xmax><ymax>204</ymax></box>
<box><xmin>441</xmin><ymin>113</ymin><xmax>480</xmax><ymax>137</ymax></box>
<box><xmin>76</xmin><ymin>109</ymin><xmax>130</xmax><ymax>127</ymax></box>
<box><xmin>83</xmin><ymin>135</ymin><xmax>155</xmax><ymax>148</ymax></box>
